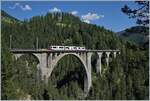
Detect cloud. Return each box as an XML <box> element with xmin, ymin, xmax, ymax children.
<box><xmin>9</xmin><ymin>3</ymin><xmax>20</xmax><ymax>9</ymax></box>
<box><xmin>20</xmin><ymin>5</ymin><xmax>32</xmax><ymax>11</ymax></box>
<box><xmin>81</xmin><ymin>12</ymin><xmax>104</xmax><ymax>23</ymax></box>
<box><xmin>9</xmin><ymin>3</ymin><xmax>32</xmax><ymax>11</ymax></box>
<box><xmin>70</xmin><ymin>11</ymin><xmax>78</xmax><ymax>15</ymax></box>
<box><xmin>49</xmin><ymin>7</ymin><xmax>61</xmax><ymax>13</ymax></box>
<box><xmin>83</xmin><ymin>19</ymin><xmax>90</xmax><ymax>24</ymax></box>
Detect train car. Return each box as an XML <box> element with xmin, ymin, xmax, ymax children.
<box><xmin>48</xmin><ymin>46</ymin><xmax>64</xmax><ymax>50</ymax></box>
<box><xmin>48</xmin><ymin>45</ymin><xmax>86</xmax><ymax>51</ymax></box>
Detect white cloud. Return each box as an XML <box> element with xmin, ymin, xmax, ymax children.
<box><xmin>83</xmin><ymin>19</ymin><xmax>90</xmax><ymax>24</ymax></box>
<box><xmin>20</xmin><ymin>5</ymin><xmax>32</xmax><ymax>11</ymax></box>
<box><xmin>49</xmin><ymin>7</ymin><xmax>61</xmax><ymax>13</ymax></box>
<box><xmin>9</xmin><ymin>3</ymin><xmax>32</xmax><ymax>11</ymax></box>
<box><xmin>70</xmin><ymin>11</ymin><xmax>78</xmax><ymax>15</ymax></box>
<box><xmin>81</xmin><ymin>12</ymin><xmax>104</xmax><ymax>23</ymax></box>
<box><xmin>9</xmin><ymin>3</ymin><xmax>20</xmax><ymax>9</ymax></box>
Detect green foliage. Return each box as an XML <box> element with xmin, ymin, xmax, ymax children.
<box><xmin>121</xmin><ymin>1</ymin><xmax>149</xmax><ymax>26</ymax></box>
<box><xmin>1</xmin><ymin>10</ymin><xmax>149</xmax><ymax>100</ymax></box>
<box><xmin>118</xmin><ymin>26</ymin><xmax>149</xmax><ymax>48</ymax></box>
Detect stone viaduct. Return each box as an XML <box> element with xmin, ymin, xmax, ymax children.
<box><xmin>11</xmin><ymin>49</ymin><xmax>120</xmax><ymax>95</ymax></box>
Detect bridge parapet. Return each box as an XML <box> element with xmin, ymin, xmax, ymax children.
<box><xmin>10</xmin><ymin>49</ymin><xmax>120</xmax><ymax>53</ymax></box>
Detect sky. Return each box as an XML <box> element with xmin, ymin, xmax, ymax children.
<box><xmin>1</xmin><ymin>1</ymin><xmax>138</xmax><ymax>32</ymax></box>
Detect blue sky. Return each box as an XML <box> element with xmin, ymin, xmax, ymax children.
<box><xmin>2</xmin><ymin>1</ymin><xmax>138</xmax><ymax>32</ymax></box>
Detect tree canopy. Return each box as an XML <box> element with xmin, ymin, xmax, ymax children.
<box><xmin>1</xmin><ymin>10</ymin><xmax>149</xmax><ymax>100</ymax></box>
<box><xmin>122</xmin><ymin>1</ymin><xmax>149</xmax><ymax>26</ymax></box>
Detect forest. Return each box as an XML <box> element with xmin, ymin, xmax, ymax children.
<box><xmin>1</xmin><ymin>8</ymin><xmax>149</xmax><ymax>100</ymax></box>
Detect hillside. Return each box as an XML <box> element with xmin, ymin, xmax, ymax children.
<box><xmin>1</xmin><ymin>10</ymin><xmax>149</xmax><ymax>100</ymax></box>
<box><xmin>117</xmin><ymin>26</ymin><xmax>149</xmax><ymax>47</ymax></box>
<box><xmin>1</xmin><ymin>10</ymin><xmax>19</xmax><ymax>23</ymax></box>
<box><xmin>2</xmin><ymin>10</ymin><xmax>122</xmax><ymax>50</ymax></box>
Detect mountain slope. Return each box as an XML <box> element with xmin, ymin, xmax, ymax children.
<box><xmin>117</xmin><ymin>26</ymin><xmax>149</xmax><ymax>47</ymax></box>
<box><xmin>2</xmin><ymin>10</ymin><xmax>122</xmax><ymax>50</ymax></box>
<box><xmin>1</xmin><ymin>10</ymin><xmax>19</xmax><ymax>23</ymax></box>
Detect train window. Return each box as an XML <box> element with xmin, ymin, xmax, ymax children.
<box><xmin>53</xmin><ymin>47</ymin><xmax>56</xmax><ymax>48</ymax></box>
<box><xmin>65</xmin><ymin>47</ymin><xmax>69</xmax><ymax>49</ymax></box>
<box><xmin>59</xmin><ymin>46</ymin><xmax>63</xmax><ymax>48</ymax></box>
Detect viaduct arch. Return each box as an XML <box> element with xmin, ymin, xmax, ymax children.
<box><xmin>47</xmin><ymin>53</ymin><xmax>90</xmax><ymax>93</ymax></box>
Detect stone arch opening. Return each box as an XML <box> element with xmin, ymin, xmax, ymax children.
<box><xmin>91</xmin><ymin>52</ymin><xmax>106</xmax><ymax>74</ymax></box>
<box><xmin>13</xmin><ymin>53</ymin><xmax>41</xmax><ymax>99</ymax></box>
<box><xmin>91</xmin><ymin>52</ymin><xmax>99</xmax><ymax>73</ymax></box>
<box><xmin>47</xmin><ymin>53</ymin><xmax>89</xmax><ymax>99</ymax></box>
<box><xmin>15</xmin><ymin>53</ymin><xmax>40</xmax><ymax>74</ymax></box>
<box><xmin>109</xmin><ymin>52</ymin><xmax>114</xmax><ymax>63</ymax></box>
<box><xmin>101</xmin><ymin>52</ymin><xmax>107</xmax><ymax>66</ymax></box>
<box><xmin>15</xmin><ymin>53</ymin><xmax>40</xmax><ymax>64</ymax></box>
<box><xmin>100</xmin><ymin>52</ymin><xmax>112</xmax><ymax>75</ymax></box>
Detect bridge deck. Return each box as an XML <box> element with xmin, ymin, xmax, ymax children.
<box><xmin>10</xmin><ymin>49</ymin><xmax>120</xmax><ymax>53</ymax></box>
